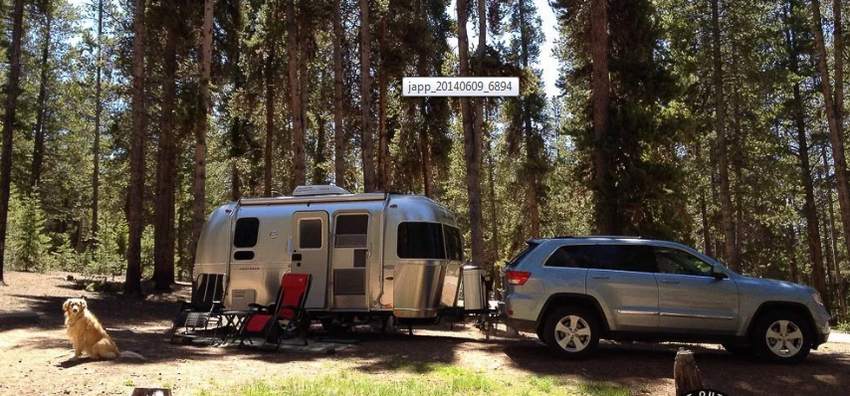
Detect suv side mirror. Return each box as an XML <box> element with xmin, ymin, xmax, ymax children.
<box><xmin>712</xmin><ymin>264</ymin><xmax>727</xmax><ymax>280</ymax></box>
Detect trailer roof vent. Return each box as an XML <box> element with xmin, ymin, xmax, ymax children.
<box><xmin>292</xmin><ymin>185</ymin><xmax>351</xmax><ymax>196</ymax></box>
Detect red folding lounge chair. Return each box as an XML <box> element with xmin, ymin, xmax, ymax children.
<box><xmin>235</xmin><ymin>273</ymin><xmax>312</xmax><ymax>349</ymax></box>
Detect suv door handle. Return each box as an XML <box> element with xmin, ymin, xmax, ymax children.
<box><xmin>591</xmin><ymin>275</ymin><xmax>610</xmax><ymax>280</ymax></box>
<box><xmin>661</xmin><ymin>280</ymin><xmax>680</xmax><ymax>284</ymax></box>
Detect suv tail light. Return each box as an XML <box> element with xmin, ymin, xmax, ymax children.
<box><xmin>505</xmin><ymin>270</ymin><xmax>531</xmax><ymax>286</ymax></box>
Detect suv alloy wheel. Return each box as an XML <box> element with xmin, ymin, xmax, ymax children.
<box><xmin>752</xmin><ymin>310</ymin><xmax>812</xmax><ymax>364</ymax></box>
<box><xmin>542</xmin><ymin>307</ymin><xmax>600</xmax><ymax>358</ymax></box>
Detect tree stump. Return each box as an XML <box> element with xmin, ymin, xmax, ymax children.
<box><xmin>674</xmin><ymin>349</ymin><xmax>703</xmax><ymax>396</ymax></box>
<box><xmin>130</xmin><ymin>388</ymin><xmax>172</xmax><ymax>396</ymax></box>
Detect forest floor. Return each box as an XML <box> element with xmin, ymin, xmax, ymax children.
<box><xmin>2</xmin><ymin>270</ymin><xmax>850</xmax><ymax>396</ymax></box>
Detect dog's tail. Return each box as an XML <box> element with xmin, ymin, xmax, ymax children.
<box><xmin>119</xmin><ymin>351</ymin><xmax>146</xmax><ymax>360</ymax></box>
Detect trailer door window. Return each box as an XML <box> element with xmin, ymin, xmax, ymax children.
<box><xmin>299</xmin><ymin>219</ymin><xmax>323</xmax><ymax>249</ymax></box>
<box><xmin>397</xmin><ymin>222</ymin><xmax>446</xmax><ymax>259</ymax></box>
<box><xmin>234</xmin><ymin>217</ymin><xmax>260</xmax><ymax>248</ymax></box>
<box><xmin>444</xmin><ymin>225</ymin><xmax>463</xmax><ymax>261</ymax></box>
<box><xmin>335</xmin><ymin>214</ymin><xmax>368</xmax><ymax>248</ymax></box>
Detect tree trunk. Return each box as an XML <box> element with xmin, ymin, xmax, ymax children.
<box><xmin>360</xmin><ymin>0</ymin><xmax>375</xmax><ymax>192</ymax></box>
<box><xmin>92</xmin><ymin>0</ymin><xmax>103</xmax><ymax>243</ymax></box>
<box><xmin>811</xmin><ymin>0</ymin><xmax>850</xmax><ymax>320</ymax></box>
<box><xmin>31</xmin><ymin>0</ymin><xmax>52</xmax><ymax>190</ymax></box>
<box><xmin>590</xmin><ymin>0</ymin><xmax>613</xmax><ymax>234</ymax></box>
<box><xmin>487</xmin><ymin>126</ymin><xmax>502</xmax><ymax>298</ymax></box>
<box><xmin>518</xmin><ymin>0</ymin><xmax>539</xmax><ymax>238</ymax></box>
<box><xmin>712</xmin><ymin>0</ymin><xmax>738</xmax><ymax>272</ymax></box>
<box><xmin>154</xmin><ymin>11</ymin><xmax>178</xmax><ymax>291</ymax></box>
<box><xmin>230</xmin><ymin>6</ymin><xmax>244</xmax><ymax>202</ymax></box>
<box><xmin>313</xmin><ymin>118</ymin><xmax>327</xmax><ymax>184</ymax></box>
<box><xmin>191</xmin><ymin>0</ymin><xmax>213</xmax><ymax>275</ymax></box>
<box><xmin>823</xmin><ymin>142</ymin><xmax>847</xmax><ymax>321</ymax></box>
<box><xmin>264</xmin><ymin>35</ymin><xmax>275</xmax><ymax>196</ymax></box>
<box><xmin>789</xmin><ymin>225</ymin><xmax>799</xmax><ymax>283</ymax></box>
<box><xmin>0</xmin><ymin>0</ymin><xmax>25</xmax><ymax>286</ymax></box>
<box><xmin>298</xmin><ymin>11</ymin><xmax>311</xmax><ymax>188</ymax></box>
<box><xmin>696</xmin><ymin>139</ymin><xmax>712</xmax><ymax>256</ymax></box>
<box><xmin>377</xmin><ymin>14</ymin><xmax>389</xmax><ymax>191</ymax></box>
<box><xmin>287</xmin><ymin>0</ymin><xmax>305</xmax><ymax>189</ymax></box>
<box><xmin>125</xmin><ymin>0</ymin><xmax>147</xmax><ymax>297</ymax></box>
<box><xmin>333</xmin><ymin>0</ymin><xmax>346</xmax><ymax>189</ymax></box>
<box><xmin>731</xmin><ymin>49</ymin><xmax>744</xmax><ymax>271</ymax></box>
<box><xmin>785</xmin><ymin>4</ymin><xmax>828</xmax><ymax>301</ymax></box>
<box><xmin>832</xmin><ymin>0</ymin><xmax>847</xmax><ymax>322</ymax></box>
<box><xmin>457</xmin><ymin>0</ymin><xmax>484</xmax><ymax>269</ymax></box>
<box><xmin>417</xmin><ymin>43</ymin><xmax>431</xmax><ymax>197</ymax></box>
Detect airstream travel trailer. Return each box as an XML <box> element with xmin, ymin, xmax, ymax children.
<box><xmin>193</xmin><ymin>185</ymin><xmax>468</xmax><ymax>325</ymax></box>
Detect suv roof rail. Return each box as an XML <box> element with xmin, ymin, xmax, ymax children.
<box><xmin>552</xmin><ymin>235</ymin><xmax>643</xmax><ymax>239</ymax></box>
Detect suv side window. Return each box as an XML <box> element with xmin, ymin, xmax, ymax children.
<box><xmin>545</xmin><ymin>245</ymin><xmax>656</xmax><ymax>272</ymax></box>
<box><xmin>587</xmin><ymin>245</ymin><xmax>656</xmax><ymax>273</ymax></box>
<box><xmin>654</xmin><ymin>247</ymin><xmax>713</xmax><ymax>276</ymax></box>
<box><xmin>544</xmin><ymin>246</ymin><xmax>593</xmax><ymax>268</ymax></box>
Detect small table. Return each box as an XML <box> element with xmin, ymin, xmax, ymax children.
<box><xmin>217</xmin><ymin>310</ymin><xmax>252</xmax><ymax>345</ymax></box>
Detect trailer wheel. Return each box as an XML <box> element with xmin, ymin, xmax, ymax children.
<box><xmin>542</xmin><ymin>307</ymin><xmax>600</xmax><ymax>359</ymax></box>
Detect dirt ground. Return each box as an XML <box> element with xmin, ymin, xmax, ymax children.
<box><xmin>2</xmin><ymin>271</ymin><xmax>850</xmax><ymax>396</ymax></box>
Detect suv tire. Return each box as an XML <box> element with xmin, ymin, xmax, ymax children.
<box><xmin>752</xmin><ymin>310</ymin><xmax>811</xmax><ymax>364</ymax></box>
<box><xmin>542</xmin><ymin>307</ymin><xmax>600</xmax><ymax>359</ymax></box>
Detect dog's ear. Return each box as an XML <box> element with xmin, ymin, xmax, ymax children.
<box><xmin>80</xmin><ymin>295</ymin><xmax>86</xmax><ymax>300</ymax></box>
<box><xmin>62</xmin><ymin>300</ymin><xmax>69</xmax><ymax>312</ymax></box>
<box><xmin>79</xmin><ymin>299</ymin><xmax>87</xmax><ymax>309</ymax></box>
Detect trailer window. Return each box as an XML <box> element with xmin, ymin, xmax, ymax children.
<box><xmin>335</xmin><ymin>214</ymin><xmax>368</xmax><ymax>248</ymax></box>
<box><xmin>234</xmin><ymin>217</ymin><xmax>260</xmax><ymax>248</ymax></box>
<box><xmin>299</xmin><ymin>219</ymin><xmax>323</xmax><ymax>249</ymax></box>
<box><xmin>444</xmin><ymin>225</ymin><xmax>463</xmax><ymax>261</ymax></box>
<box><xmin>397</xmin><ymin>222</ymin><xmax>446</xmax><ymax>259</ymax></box>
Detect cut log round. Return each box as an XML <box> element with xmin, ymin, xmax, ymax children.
<box><xmin>674</xmin><ymin>349</ymin><xmax>703</xmax><ymax>396</ymax></box>
<box><xmin>130</xmin><ymin>388</ymin><xmax>172</xmax><ymax>396</ymax></box>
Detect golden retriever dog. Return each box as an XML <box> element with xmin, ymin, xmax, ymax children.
<box><xmin>63</xmin><ymin>298</ymin><xmax>143</xmax><ymax>360</ymax></box>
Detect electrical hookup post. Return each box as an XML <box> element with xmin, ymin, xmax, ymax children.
<box><xmin>403</xmin><ymin>77</ymin><xmax>520</xmax><ymax>97</ymax></box>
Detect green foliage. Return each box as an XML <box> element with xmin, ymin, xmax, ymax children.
<box><xmin>7</xmin><ymin>189</ymin><xmax>51</xmax><ymax>272</ymax></box>
<box><xmin>554</xmin><ymin>0</ymin><xmax>689</xmax><ymax>240</ymax></box>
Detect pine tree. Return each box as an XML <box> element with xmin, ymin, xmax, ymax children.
<box><xmin>125</xmin><ymin>0</ymin><xmax>147</xmax><ymax>297</ymax></box>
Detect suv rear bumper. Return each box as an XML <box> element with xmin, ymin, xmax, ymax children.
<box><xmin>504</xmin><ymin>317</ymin><xmax>538</xmax><ymax>333</ymax></box>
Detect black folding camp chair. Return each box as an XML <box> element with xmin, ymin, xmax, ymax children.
<box><xmin>170</xmin><ymin>273</ymin><xmax>225</xmax><ymax>344</ymax></box>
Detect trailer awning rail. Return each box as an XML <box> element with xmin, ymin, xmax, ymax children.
<box><xmin>239</xmin><ymin>193</ymin><xmax>387</xmax><ymax>206</ymax></box>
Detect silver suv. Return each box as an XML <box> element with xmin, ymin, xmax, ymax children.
<box><xmin>502</xmin><ymin>237</ymin><xmax>831</xmax><ymax>363</ymax></box>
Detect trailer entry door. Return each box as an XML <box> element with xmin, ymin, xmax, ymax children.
<box><xmin>293</xmin><ymin>211</ymin><xmax>329</xmax><ymax>309</ymax></box>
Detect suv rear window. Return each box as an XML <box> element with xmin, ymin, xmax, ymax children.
<box><xmin>506</xmin><ymin>241</ymin><xmax>539</xmax><ymax>267</ymax></box>
<box><xmin>544</xmin><ymin>246</ymin><xmax>594</xmax><ymax>268</ymax></box>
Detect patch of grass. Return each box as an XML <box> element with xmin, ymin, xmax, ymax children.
<box><xmin>577</xmin><ymin>382</ymin><xmax>631</xmax><ymax>396</ymax></box>
<box><xmin>836</xmin><ymin>322</ymin><xmax>850</xmax><ymax>332</ymax></box>
<box><xmin>196</xmin><ymin>364</ymin><xmax>628</xmax><ymax>396</ymax></box>
<box><xmin>123</xmin><ymin>380</ymin><xmax>135</xmax><ymax>387</ymax></box>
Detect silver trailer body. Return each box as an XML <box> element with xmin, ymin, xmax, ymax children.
<box><xmin>193</xmin><ymin>186</ymin><xmax>463</xmax><ymax>319</ymax></box>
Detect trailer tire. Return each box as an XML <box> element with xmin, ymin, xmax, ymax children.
<box><xmin>542</xmin><ymin>307</ymin><xmax>600</xmax><ymax>359</ymax></box>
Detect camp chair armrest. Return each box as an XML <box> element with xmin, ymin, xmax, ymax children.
<box><xmin>247</xmin><ymin>303</ymin><xmax>273</xmax><ymax>312</ymax></box>
<box><xmin>177</xmin><ymin>301</ymin><xmax>192</xmax><ymax>311</ymax></box>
